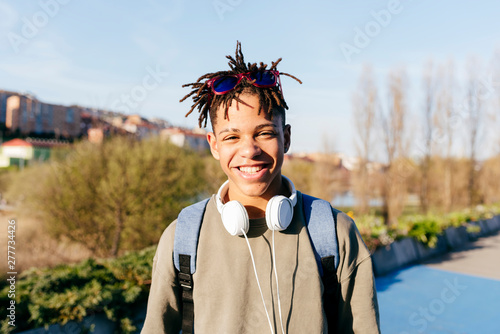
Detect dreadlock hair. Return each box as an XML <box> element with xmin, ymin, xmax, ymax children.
<box><xmin>179</xmin><ymin>41</ymin><xmax>302</xmax><ymax>129</ymax></box>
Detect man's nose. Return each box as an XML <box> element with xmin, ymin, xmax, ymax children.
<box><xmin>239</xmin><ymin>137</ymin><xmax>262</xmax><ymax>158</ymax></box>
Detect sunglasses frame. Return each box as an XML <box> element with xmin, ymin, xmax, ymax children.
<box><xmin>207</xmin><ymin>70</ymin><xmax>282</xmax><ymax>96</ymax></box>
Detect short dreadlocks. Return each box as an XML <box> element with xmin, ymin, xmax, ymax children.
<box><xmin>180</xmin><ymin>41</ymin><xmax>302</xmax><ymax>128</ymax></box>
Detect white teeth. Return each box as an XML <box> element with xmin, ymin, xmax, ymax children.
<box><xmin>239</xmin><ymin>166</ymin><xmax>263</xmax><ymax>174</ymax></box>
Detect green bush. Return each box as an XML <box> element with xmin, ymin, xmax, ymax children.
<box><xmin>0</xmin><ymin>247</ymin><xmax>156</xmax><ymax>333</ymax></box>
<box><xmin>406</xmin><ymin>215</ymin><xmax>443</xmax><ymax>248</ymax></box>
<box><xmin>356</xmin><ymin>215</ymin><xmax>394</xmax><ymax>252</ymax></box>
<box><xmin>356</xmin><ymin>204</ymin><xmax>500</xmax><ymax>251</ymax></box>
<box><xmin>445</xmin><ymin>211</ymin><xmax>471</xmax><ymax>227</ymax></box>
<box><xmin>39</xmin><ymin>136</ymin><xmax>208</xmax><ymax>257</ymax></box>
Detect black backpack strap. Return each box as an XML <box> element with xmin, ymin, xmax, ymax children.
<box><xmin>321</xmin><ymin>255</ymin><xmax>340</xmax><ymax>334</ymax></box>
<box><xmin>179</xmin><ymin>254</ymin><xmax>194</xmax><ymax>334</ymax></box>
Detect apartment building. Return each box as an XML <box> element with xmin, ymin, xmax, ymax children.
<box><xmin>2</xmin><ymin>91</ymin><xmax>82</xmax><ymax>139</ymax></box>
<box><xmin>0</xmin><ymin>89</ymin><xmax>174</xmax><ymax>145</ymax></box>
<box><xmin>0</xmin><ymin>90</ymin><xmax>17</xmax><ymax>126</ymax></box>
<box><xmin>160</xmin><ymin>127</ymin><xmax>210</xmax><ymax>151</ymax></box>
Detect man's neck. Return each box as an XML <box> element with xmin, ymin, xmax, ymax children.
<box><xmin>225</xmin><ymin>177</ymin><xmax>290</xmax><ymax>219</ymax></box>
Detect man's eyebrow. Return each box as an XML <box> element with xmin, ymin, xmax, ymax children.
<box><xmin>218</xmin><ymin>123</ymin><xmax>277</xmax><ymax>136</ymax></box>
<box><xmin>255</xmin><ymin>123</ymin><xmax>278</xmax><ymax>130</ymax></box>
<box><xmin>218</xmin><ymin>128</ymin><xmax>240</xmax><ymax>135</ymax></box>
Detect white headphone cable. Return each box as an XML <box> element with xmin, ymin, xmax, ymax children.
<box><xmin>272</xmin><ymin>229</ymin><xmax>286</xmax><ymax>334</ymax></box>
<box><xmin>242</xmin><ymin>228</ymin><xmax>275</xmax><ymax>334</ymax></box>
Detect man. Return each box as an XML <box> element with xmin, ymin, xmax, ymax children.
<box><xmin>141</xmin><ymin>42</ymin><xmax>380</xmax><ymax>333</ymax></box>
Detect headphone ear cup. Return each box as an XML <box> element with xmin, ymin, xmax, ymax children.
<box><xmin>221</xmin><ymin>201</ymin><xmax>249</xmax><ymax>236</ymax></box>
<box><xmin>266</xmin><ymin>195</ymin><xmax>294</xmax><ymax>231</ymax></box>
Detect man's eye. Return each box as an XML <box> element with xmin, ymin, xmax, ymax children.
<box><xmin>259</xmin><ymin>132</ymin><xmax>275</xmax><ymax>137</ymax></box>
<box><xmin>224</xmin><ymin>135</ymin><xmax>238</xmax><ymax>141</ymax></box>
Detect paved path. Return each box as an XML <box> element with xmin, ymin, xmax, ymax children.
<box><xmin>376</xmin><ymin>232</ymin><xmax>500</xmax><ymax>334</ymax></box>
<box><xmin>423</xmin><ymin>232</ymin><xmax>500</xmax><ymax>280</ymax></box>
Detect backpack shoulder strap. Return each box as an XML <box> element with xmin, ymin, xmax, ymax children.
<box><xmin>302</xmin><ymin>193</ymin><xmax>339</xmax><ymax>274</ymax></box>
<box><xmin>173</xmin><ymin>198</ymin><xmax>210</xmax><ymax>273</ymax></box>
<box><xmin>173</xmin><ymin>198</ymin><xmax>209</xmax><ymax>334</ymax></box>
<box><xmin>302</xmin><ymin>193</ymin><xmax>340</xmax><ymax>333</ymax></box>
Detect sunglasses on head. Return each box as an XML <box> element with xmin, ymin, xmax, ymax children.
<box><xmin>207</xmin><ymin>70</ymin><xmax>282</xmax><ymax>96</ymax></box>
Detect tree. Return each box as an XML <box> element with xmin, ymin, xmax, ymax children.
<box><xmin>464</xmin><ymin>57</ymin><xmax>485</xmax><ymax>206</ymax></box>
<box><xmin>379</xmin><ymin>68</ymin><xmax>411</xmax><ymax>225</ymax></box>
<box><xmin>352</xmin><ymin>64</ymin><xmax>378</xmax><ymax>214</ymax></box>
<box><xmin>476</xmin><ymin>51</ymin><xmax>500</xmax><ymax>206</ymax></box>
<box><xmin>478</xmin><ymin>155</ymin><xmax>500</xmax><ymax>205</ymax></box>
<box><xmin>485</xmin><ymin>49</ymin><xmax>500</xmax><ymax>161</ymax></box>
<box><xmin>419</xmin><ymin>60</ymin><xmax>438</xmax><ymax>213</ymax></box>
<box><xmin>41</xmin><ymin>136</ymin><xmax>207</xmax><ymax>257</ymax></box>
<box><xmin>434</xmin><ymin>60</ymin><xmax>457</xmax><ymax>212</ymax></box>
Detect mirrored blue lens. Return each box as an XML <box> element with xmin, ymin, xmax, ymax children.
<box><xmin>213</xmin><ymin>76</ymin><xmax>239</xmax><ymax>93</ymax></box>
<box><xmin>250</xmin><ymin>71</ymin><xmax>276</xmax><ymax>86</ymax></box>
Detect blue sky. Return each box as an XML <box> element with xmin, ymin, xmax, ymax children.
<box><xmin>1</xmin><ymin>0</ymin><xmax>500</xmax><ymax>156</ymax></box>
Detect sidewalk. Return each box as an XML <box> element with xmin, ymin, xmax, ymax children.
<box><xmin>423</xmin><ymin>231</ymin><xmax>500</xmax><ymax>280</ymax></box>
<box><xmin>376</xmin><ymin>232</ymin><xmax>500</xmax><ymax>334</ymax></box>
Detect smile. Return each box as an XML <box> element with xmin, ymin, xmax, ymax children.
<box><xmin>238</xmin><ymin>166</ymin><xmax>264</xmax><ymax>174</ymax></box>
<box><xmin>235</xmin><ymin>164</ymin><xmax>270</xmax><ymax>179</ymax></box>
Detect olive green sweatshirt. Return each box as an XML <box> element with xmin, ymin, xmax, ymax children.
<box><xmin>141</xmin><ymin>192</ymin><xmax>380</xmax><ymax>333</ymax></box>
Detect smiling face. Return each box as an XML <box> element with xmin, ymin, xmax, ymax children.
<box><xmin>207</xmin><ymin>93</ymin><xmax>291</xmax><ymax>210</ymax></box>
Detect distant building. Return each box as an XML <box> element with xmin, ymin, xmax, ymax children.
<box><xmin>4</xmin><ymin>93</ymin><xmax>81</xmax><ymax>139</ymax></box>
<box><xmin>87</xmin><ymin>128</ymin><xmax>104</xmax><ymax>144</ymax></box>
<box><xmin>122</xmin><ymin>114</ymin><xmax>160</xmax><ymax>138</ymax></box>
<box><xmin>160</xmin><ymin>127</ymin><xmax>209</xmax><ymax>151</ymax></box>
<box><xmin>0</xmin><ymin>137</ymin><xmax>68</xmax><ymax>168</ymax></box>
<box><xmin>0</xmin><ymin>89</ymin><xmax>176</xmax><ymax>145</ymax></box>
<box><xmin>0</xmin><ymin>90</ymin><xmax>18</xmax><ymax>126</ymax></box>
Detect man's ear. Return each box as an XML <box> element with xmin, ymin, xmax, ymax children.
<box><xmin>207</xmin><ymin>132</ymin><xmax>220</xmax><ymax>160</ymax></box>
<box><xmin>284</xmin><ymin>124</ymin><xmax>291</xmax><ymax>153</ymax></box>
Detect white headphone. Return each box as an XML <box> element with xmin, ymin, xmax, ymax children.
<box><xmin>216</xmin><ymin>175</ymin><xmax>297</xmax><ymax>236</ymax></box>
